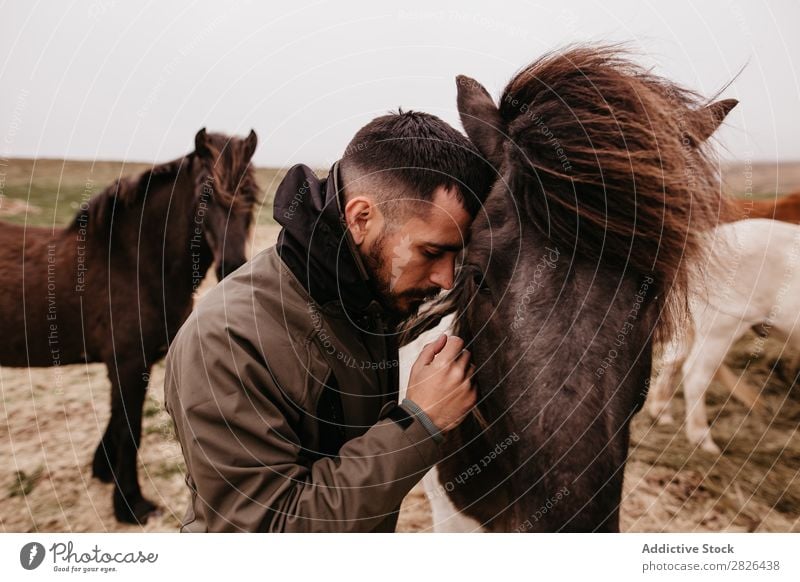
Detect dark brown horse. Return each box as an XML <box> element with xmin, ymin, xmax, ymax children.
<box><xmin>0</xmin><ymin>129</ymin><xmax>260</xmax><ymax>523</ymax></box>
<box><xmin>404</xmin><ymin>46</ymin><xmax>735</xmax><ymax>531</ymax></box>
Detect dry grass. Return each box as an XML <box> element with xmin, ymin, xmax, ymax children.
<box><xmin>0</xmin><ymin>157</ymin><xmax>302</xmax><ymax>227</ymax></box>
<box><xmin>623</xmin><ymin>332</ymin><xmax>800</xmax><ymax>532</ymax></box>
<box><xmin>1</xmin><ymin>158</ymin><xmax>799</xmax><ymax>532</ymax></box>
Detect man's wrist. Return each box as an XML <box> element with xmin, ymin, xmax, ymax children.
<box><xmin>400</xmin><ymin>398</ymin><xmax>444</xmax><ymax>444</ymax></box>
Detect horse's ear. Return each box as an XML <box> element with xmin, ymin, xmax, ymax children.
<box><xmin>195</xmin><ymin>128</ymin><xmax>210</xmax><ymax>156</ymax></box>
<box><xmin>456</xmin><ymin>75</ymin><xmax>505</xmax><ymax>168</ymax></box>
<box><xmin>692</xmin><ymin>99</ymin><xmax>738</xmax><ymax>144</ymax></box>
<box><xmin>244</xmin><ymin>129</ymin><xmax>258</xmax><ymax>160</ymax></box>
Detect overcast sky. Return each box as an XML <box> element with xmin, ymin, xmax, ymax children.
<box><xmin>1</xmin><ymin>0</ymin><xmax>798</xmax><ymax>167</ymax></box>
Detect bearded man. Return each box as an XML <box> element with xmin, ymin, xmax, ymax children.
<box><xmin>165</xmin><ymin>110</ymin><xmax>493</xmax><ymax>532</ymax></box>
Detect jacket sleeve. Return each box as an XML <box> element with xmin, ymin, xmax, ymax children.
<box><xmin>164</xmin><ymin>317</ymin><xmax>444</xmax><ymax>533</ymax></box>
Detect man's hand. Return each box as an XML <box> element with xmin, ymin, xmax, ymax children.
<box><xmin>406</xmin><ymin>334</ymin><xmax>476</xmax><ymax>433</ymax></box>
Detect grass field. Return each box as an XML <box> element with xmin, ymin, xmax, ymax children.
<box><xmin>0</xmin><ymin>157</ymin><xmax>304</xmax><ymax>228</ymax></box>
<box><xmin>1</xmin><ymin>156</ymin><xmax>799</xmax><ymax>532</ymax></box>
<box><xmin>2</xmin><ymin>157</ymin><xmax>800</xmax><ymax>228</ymax></box>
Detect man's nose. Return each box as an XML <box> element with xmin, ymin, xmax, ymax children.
<box><xmin>429</xmin><ymin>262</ymin><xmax>455</xmax><ymax>291</ymax></box>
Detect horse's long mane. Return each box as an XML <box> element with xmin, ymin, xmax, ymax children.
<box><xmin>66</xmin><ymin>138</ymin><xmax>261</xmax><ymax>235</ymax></box>
<box><xmin>66</xmin><ymin>157</ymin><xmax>190</xmax><ymax>234</ymax></box>
<box><xmin>499</xmin><ymin>44</ymin><xmax>729</xmax><ymax>342</ymax></box>
<box><xmin>402</xmin><ymin>44</ymin><xmax>731</xmax><ymax>345</ymax></box>
<box><xmin>399</xmin><ymin>275</ymin><xmax>468</xmax><ymax>346</ymax></box>
<box><xmin>193</xmin><ymin>133</ymin><xmax>261</xmax><ymax>210</ymax></box>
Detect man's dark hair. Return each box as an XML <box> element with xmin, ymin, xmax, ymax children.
<box><xmin>339</xmin><ymin>109</ymin><xmax>494</xmax><ymax>222</ymax></box>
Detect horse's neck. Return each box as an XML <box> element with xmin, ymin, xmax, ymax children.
<box><xmin>125</xmin><ymin>169</ymin><xmax>211</xmax><ymax>306</ymax></box>
<box><xmin>161</xmin><ymin>175</ymin><xmax>214</xmax><ymax>288</ymax></box>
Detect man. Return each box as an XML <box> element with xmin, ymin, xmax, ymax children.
<box><xmin>164</xmin><ymin>110</ymin><xmax>493</xmax><ymax>532</ymax></box>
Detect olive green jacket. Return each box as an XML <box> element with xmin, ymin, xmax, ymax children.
<box><xmin>164</xmin><ymin>164</ymin><xmax>444</xmax><ymax>532</ymax></box>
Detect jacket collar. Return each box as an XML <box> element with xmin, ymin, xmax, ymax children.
<box><xmin>274</xmin><ymin>161</ymin><xmax>390</xmax><ymax>324</ymax></box>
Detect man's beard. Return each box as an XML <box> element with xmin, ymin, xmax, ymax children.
<box><xmin>362</xmin><ymin>229</ymin><xmax>441</xmax><ymax>321</ymax></box>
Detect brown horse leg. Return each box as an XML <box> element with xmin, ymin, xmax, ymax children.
<box><xmin>94</xmin><ymin>361</ymin><xmax>158</xmax><ymax>524</ymax></box>
<box><xmin>91</xmin><ymin>411</ymin><xmax>119</xmax><ymax>483</ymax></box>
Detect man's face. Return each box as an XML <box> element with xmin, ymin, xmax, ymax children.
<box><xmin>356</xmin><ymin>186</ymin><xmax>473</xmax><ymax>318</ymax></box>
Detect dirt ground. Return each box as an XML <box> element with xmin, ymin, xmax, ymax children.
<box><xmin>2</xmin><ymin>160</ymin><xmax>800</xmax><ymax>532</ymax></box>
<box><xmin>2</xmin><ymin>222</ymin><xmax>797</xmax><ymax>533</ymax></box>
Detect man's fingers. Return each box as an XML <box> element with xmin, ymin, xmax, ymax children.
<box><xmin>415</xmin><ymin>334</ymin><xmax>448</xmax><ymax>366</ymax></box>
<box><xmin>453</xmin><ymin>349</ymin><xmax>472</xmax><ymax>372</ymax></box>
<box><xmin>437</xmin><ymin>335</ymin><xmax>466</xmax><ymax>364</ymax></box>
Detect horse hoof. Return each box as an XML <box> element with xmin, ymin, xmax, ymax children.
<box><xmin>689</xmin><ymin>431</ymin><xmax>722</xmax><ymax>455</ymax></box>
<box><xmin>699</xmin><ymin>437</ymin><xmax>722</xmax><ymax>455</ymax></box>
<box><xmin>686</xmin><ymin>426</ymin><xmax>722</xmax><ymax>455</ymax></box>
<box><xmin>114</xmin><ymin>496</ymin><xmax>159</xmax><ymax>525</ymax></box>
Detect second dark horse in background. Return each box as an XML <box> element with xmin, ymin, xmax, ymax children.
<box><xmin>0</xmin><ymin>129</ymin><xmax>260</xmax><ymax>523</ymax></box>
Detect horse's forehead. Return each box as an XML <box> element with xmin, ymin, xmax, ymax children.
<box><xmin>207</xmin><ymin>134</ymin><xmax>248</xmax><ymax>159</ymax></box>
<box><xmin>467</xmin><ymin>192</ymin><xmax>520</xmax><ymax>254</ymax></box>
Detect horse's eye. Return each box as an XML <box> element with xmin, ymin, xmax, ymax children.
<box><xmin>467</xmin><ymin>266</ymin><xmax>491</xmax><ymax>295</ymax></box>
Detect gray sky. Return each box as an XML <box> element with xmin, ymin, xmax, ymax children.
<box><xmin>1</xmin><ymin>0</ymin><xmax>798</xmax><ymax>167</ymax></box>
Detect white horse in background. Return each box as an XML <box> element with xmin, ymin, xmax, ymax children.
<box><xmin>399</xmin><ymin>313</ymin><xmax>485</xmax><ymax>532</ymax></box>
<box><xmin>648</xmin><ymin>218</ymin><xmax>800</xmax><ymax>453</ymax></box>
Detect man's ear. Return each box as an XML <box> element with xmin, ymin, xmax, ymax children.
<box><xmin>456</xmin><ymin>75</ymin><xmax>506</xmax><ymax>168</ymax></box>
<box><xmin>343</xmin><ymin>196</ymin><xmax>381</xmax><ymax>245</ymax></box>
